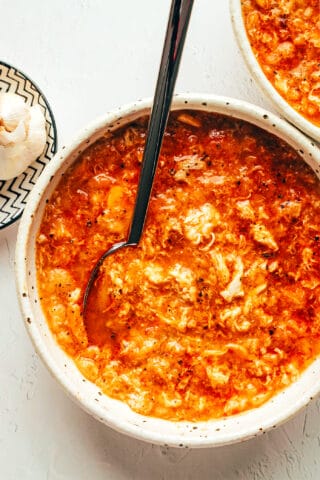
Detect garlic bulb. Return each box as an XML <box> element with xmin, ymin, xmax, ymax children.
<box><xmin>0</xmin><ymin>93</ymin><xmax>46</xmax><ymax>180</ymax></box>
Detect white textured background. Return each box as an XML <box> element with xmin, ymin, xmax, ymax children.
<box><xmin>0</xmin><ymin>0</ymin><xmax>320</xmax><ymax>478</ymax></box>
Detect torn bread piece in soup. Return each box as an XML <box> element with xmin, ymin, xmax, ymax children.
<box><xmin>36</xmin><ymin>110</ymin><xmax>320</xmax><ymax>421</ymax></box>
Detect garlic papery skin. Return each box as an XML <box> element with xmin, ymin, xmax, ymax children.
<box><xmin>0</xmin><ymin>93</ymin><xmax>46</xmax><ymax>180</ymax></box>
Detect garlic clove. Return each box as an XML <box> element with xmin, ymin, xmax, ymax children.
<box><xmin>0</xmin><ymin>92</ymin><xmax>28</xmax><ymax>132</ymax></box>
<box><xmin>0</xmin><ymin>143</ymin><xmax>27</xmax><ymax>180</ymax></box>
<box><xmin>26</xmin><ymin>104</ymin><xmax>47</xmax><ymax>159</ymax></box>
<box><xmin>0</xmin><ymin>103</ymin><xmax>46</xmax><ymax>180</ymax></box>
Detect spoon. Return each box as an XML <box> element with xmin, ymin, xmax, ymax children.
<box><xmin>82</xmin><ymin>0</ymin><xmax>194</xmax><ymax>332</ymax></box>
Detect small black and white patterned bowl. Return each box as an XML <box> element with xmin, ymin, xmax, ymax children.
<box><xmin>0</xmin><ymin>61</ymin><xmax>57</xmax><ymax>229</ymax></box>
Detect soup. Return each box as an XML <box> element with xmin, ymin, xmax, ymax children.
<box><xmin>36</xmin><ymin>110</ymin><xmax>320</xmax><ymax>421</ymax></box>
<box><xmin>241</xmin><ymin>0</ymin><xmax>320</xmax><ymax>127</ymax></box>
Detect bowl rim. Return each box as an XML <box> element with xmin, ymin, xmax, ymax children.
<box><xmin>229</xmin><ymin>0</ymin><xmax>320</xmax><ymax>142</ymax></box>
<box><xmin>0</xmin><ymin>59</ymin><xmax>58</xmax><ymax>229</ymax></box>
<box><xmin>15</xmin><ymin>93</ymin><xmax>320</xmax><ymax>448</ymax></box>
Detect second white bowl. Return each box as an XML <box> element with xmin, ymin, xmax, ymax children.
<box><xmin>230</xmin><ymin>0</ymin><xmax>320</xmax><ymax>142</ymax></box>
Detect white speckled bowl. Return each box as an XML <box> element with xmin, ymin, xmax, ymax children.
<box><xmin>15</xmin><ymin>94</ymin><xmax>320</xmax><ymax>448</ymax></box>
<box><xmin>230</xmin><ymin>0</ymin><xmax>320</xmax><ymax>142</ymax></box>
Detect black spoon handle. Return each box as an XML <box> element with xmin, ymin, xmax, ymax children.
<box><xmin>127</xmin><ymin>0</ymin><xmax>193</xmax><ymax>245</ymax></box>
